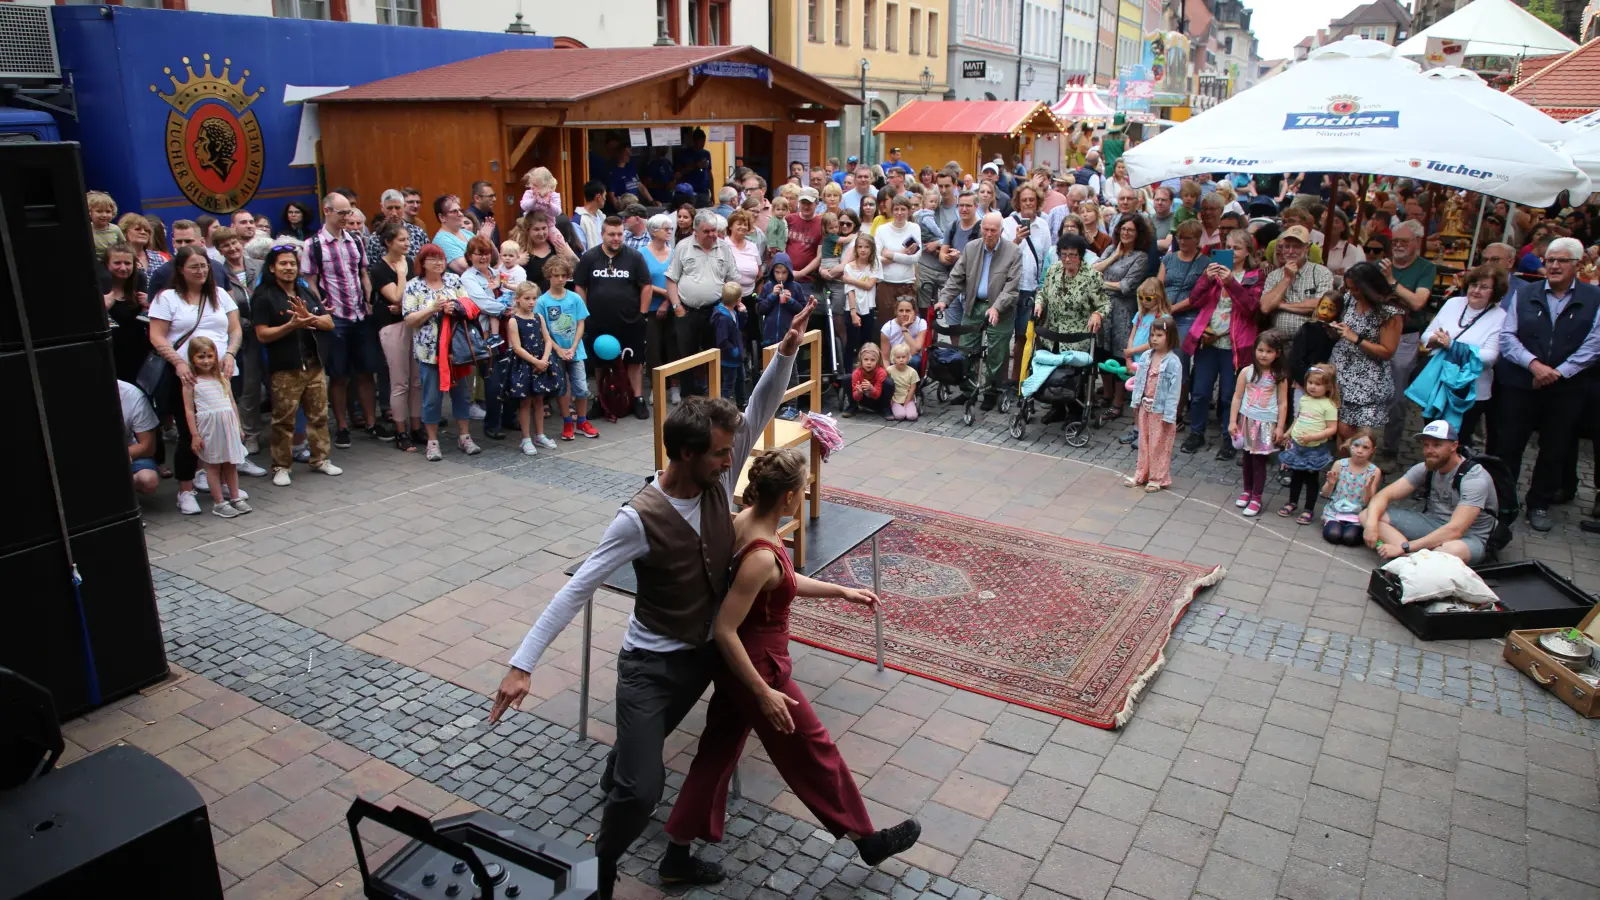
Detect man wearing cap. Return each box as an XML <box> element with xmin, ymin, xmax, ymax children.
<box><xmin>841</xmin><ymin>165</ymin><xmax>878</xmax><ymax>215</ymax></box>
<box><xmin>935</xmin><ymin>212</ymin><xmax>1021</xmax><ymax>409</ymax></box>
<box><xmin>1260</xmin><ymin>225</ymin><xmax>1335</xmax><ymax>337</ymax></box>
<box><xmin>882</xmin><ymin>147</ymin><xmax>915</xmax><ymax>177</ymax></box>
<box><xmin>1362</xmin><ymin>421</ymin><xmax>1499</xmax><ymax>565</ymax></box>
<box><xmin>1042</xmin><ymin>172</ymin><xmax>1071</xmax><ymax>214</ymax></box>
<box><xmin>833</xmin><ymin>156</ymin><xmax>858</xmax><ymax>186</ymax></box>
<box><xmin>1493</xmin><ymin>236</ymin><xmax>1600</xmax><ymax>532</ymax></box>
<box><xmin>786</xmin><ymin>187</ymin><xmax>825</xmax><ymax>285</ymax></box>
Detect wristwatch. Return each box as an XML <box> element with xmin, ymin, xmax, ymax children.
<box><xmin>1401</xmin><ymin>541</ymin><xmax>1411</xmax><ymax>554</ymax></box>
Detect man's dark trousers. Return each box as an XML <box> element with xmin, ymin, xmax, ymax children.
<box><xmin>1492</xmin><ymin>378</ymin><xmax>1585</xmax><ymax>511</ymax></box>
<box><xmin>593</xmin><ymin>644</ymin><xmax>721</xmax><ymax>885</ymax></box>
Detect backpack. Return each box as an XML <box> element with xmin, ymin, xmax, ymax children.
<box><xmin>1420</xmin><ymin>453</ymin><xmax>1516</xmax><ymax>553</ymax></box>
<box><xmin>596</xmin><ymin>355</ymin><xmax>634</xmax><ymax>422</ymax></box>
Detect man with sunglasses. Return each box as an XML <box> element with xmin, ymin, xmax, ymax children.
<box><xmin>1382</xmin><ymin>220</ymin><xmax>1437</xmax><ymax>458</ymax></box>
<box><xmin>1494</xmin><ymin>237</ymin><xmax>1600</xmax><ymax>532</ymax></box>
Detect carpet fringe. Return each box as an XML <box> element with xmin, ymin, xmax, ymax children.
<box><xmin>1111</xmin><ymin>564</ymin><xmax>1228</xmax><ymax>729</ymax></box>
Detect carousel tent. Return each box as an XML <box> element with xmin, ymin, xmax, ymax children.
<box><xmin>1051</xmin><ymin>84</ymin><xmax>1115</xmax><ymax>120</ymax></box>
<box><xmin>1121</xmin><ymin>37</ymin><xmax>1590</xmax><ymax>207</ymax></box>
<box><xmin>1395</xmin><ymin>0</ymin><xmax>1576</xmax><ymax>60</ymax></box>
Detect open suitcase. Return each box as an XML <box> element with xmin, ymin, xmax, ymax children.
<box><xmin>1368</xmin><ymin>560</ymin><xmax>1595</xmax><ymax>642</ymax></box>
<box><xmin>1504</xmin><ymin>598</ymin><xmax>1600</xmax><ymax>719</ymax></box>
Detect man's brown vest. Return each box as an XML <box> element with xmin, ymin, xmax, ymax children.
<box><xmin>627</xmin><ymin>482</ymin><xmax>734</xmax><ymax>645</ymax></box>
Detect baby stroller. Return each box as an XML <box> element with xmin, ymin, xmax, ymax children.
<box><xmin>1010</xmin><ymin>323</ymin><xmax>1098</xmax><ymax>447</ymax></box>
<box><xmin>929</xmin><ymin>316</ymin><xmax>1011</xmax><ymax>427</ymax></box>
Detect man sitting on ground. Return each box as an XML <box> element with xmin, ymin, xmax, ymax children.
<box><xmin>1362</xmin><ymin>421</ymin><xmax>1499</xmax><ymax>566</ymax></box>
<box><xmin>121</xmin><ymin>379</ymin><xmax>160</xmax><ymax>497</ymax></box>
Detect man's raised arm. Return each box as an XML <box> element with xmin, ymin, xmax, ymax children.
<box><xmin>726</xmin><ymin>301</ymin><xmax>814</xmax><ymax>497</ymax></box>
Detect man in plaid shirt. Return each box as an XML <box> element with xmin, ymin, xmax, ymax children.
<box><xmin>302</xmin><ymin>191</ymin><xmax>382</xmax><ymax>449</ymax></box>
<box><xmin>621</xmin><ymin>204</ymin><xmax>653</xmax><ymax>253</ymax></box>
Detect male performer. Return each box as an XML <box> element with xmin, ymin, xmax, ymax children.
<box><xmin>490</xmin><ymin>301</ymin><xmax>814</xmax><ymax>898</ymax></box>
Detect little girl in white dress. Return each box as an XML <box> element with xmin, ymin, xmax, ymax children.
<box><xmin>184</xmin><ymin>336</ymin><xmax>250</xmax><ymax>519</ymax></box>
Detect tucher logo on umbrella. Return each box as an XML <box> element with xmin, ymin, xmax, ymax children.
<box><xmin>1284</xmin><ymin>94</ymin><xmax>1399</xmax><ymax>131</ymax></box>
<box><xmin>151</xmin><ymin>54</ymin><xmax>266</xmax><ymax>215</ymax></box>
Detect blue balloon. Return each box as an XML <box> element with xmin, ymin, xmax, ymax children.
<box><xmin>593</xmin><ymin>334</ymin><xmax>622</xmax><ymax>361</ymax></box>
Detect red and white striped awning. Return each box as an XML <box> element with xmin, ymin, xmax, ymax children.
<box><xmin>1051</xmin><ymin>85</ymin><xmax>1116</xmax><ymax>120</ymax></box>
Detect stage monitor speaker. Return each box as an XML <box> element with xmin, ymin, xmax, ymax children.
<box><xmin>0</xmin><ymin>143</ymin><xmax>108</xmax><ymax>352</ymax></box>
<box><xmin>3</xmin><ymin>337</ymin><xmax>140</xmax><ymax>556</ymax></box>
<box><xmin>0</xmin><ymin>743</ymin><xmax>224</xmax><ymax>900</ymax></box>
<box><xmin>0</xmin><ymin>514</ymin><xmax>167</xmax><ymax>720</ymax></box>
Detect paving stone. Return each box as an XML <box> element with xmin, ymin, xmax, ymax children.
<box><xmin>1052</xmin><ymin>807</ymin><xmax>1137</xmax><ymax>865</ymax></box>
<box><xmin>1369</xmin><ymin>822</ymin><xmax>1447</xmax><ymax>881</ymax></box>
<box><xmin>1212</xmin><ymin>813</ymin><xmax>1292</xmax><ymax>872</ymax></box>
<box><xmin>1291</xmin><ymin>819</ymin><xmax>1371</xmax><ymax>879</ymax></box>
<box><xmin>1075</xmin><ymin>775</ymin><xmax>1156</xmax><ymax>826</ymax></box>
<box><xmin>959</xmin><ymin>743</ymin><xmax>1033</xmax><ymax>787</ymax></box>
<box><xmin>1194</xmin><ymin>851</ymin><xmax>1278</xmax><ymax>900</ymax></box>
<box><xmin>1110</xmin><ymin>847</ymin><xmax>1198</xmax><ymax>900</ymax></box>
<box><xmin>1094</xmin><ymin>745</ymin><xmax>1171</xmax><ymax>790</ymax></box>
<box><xmin>1030</xmin><ymin>845</ymin><xmax>1119</xmax><ymax>900</ymax></box>
<box><xmin>1150</xmin><ymin>779</ymin><xmax>1228</xmax><ymax>830</ymax></box>
<box><xmin>976</xmin><ymin>806</ymin><xmax>1059</xmax><ymax>861</ymax></box>
<box><xmin>948</xmin><ymin>841</ymin><xmax>1037</xmax><ymax>900</ymax></box>
<box><xmin>1130</xmin><ymin>812</ymin><xmax>1213</xmax><ymax>869</ymax></box>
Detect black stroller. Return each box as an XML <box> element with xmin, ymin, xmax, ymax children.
<box><xmin>1009</xmin><ymin>326</ymin><xmax>1100</xmax><ymax>447</ymax></box>
<box><xmin>929</xmin><ymin>317</ymin><xmax>1011</xmax><ymax>426</ymax></box>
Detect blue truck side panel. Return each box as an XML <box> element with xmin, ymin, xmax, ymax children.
<box><xmin>50</xmin><ymin>6</ymin><xmax>551</xmax><ymax>225</ymax></box>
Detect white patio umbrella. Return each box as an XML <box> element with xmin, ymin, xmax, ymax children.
<box><xmin>1395</xmin><ymin>0</ymin><xmax>1577</xmax><ymax>60</ymax></box>
<box><xmin>1422</xmin><ymin>67</ymin><xmax>1572</xmax><ymax>146</ymax></box>
<box><xmin>1121</xmin><ymin>37</ymin><xmax>1590</xmax><ymax>207</ymax></box>
<box><xmin>1565</xmin><ymin>126</ymin><xmax>1600</xmax><ymax>182</ymax></box>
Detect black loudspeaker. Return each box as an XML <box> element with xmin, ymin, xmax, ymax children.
<box><xmin>0</xmin><ymin>143</ymin><xmax>107</xmax><ymax>352</ymax></box>
<box><xmin>0</xmin><ymin>744</ymin><xmax>224</xmax><ymax>900</ymax></box>
<box><xmin>0</xmin><ymin>515</ymin><xmax>166</xmax><ymax>720</ymax></box>
<box><xmin>4</xmin><ymin>339</ymin><xmax>139</xmax><ymax>555</ymax></box>
<box><xmin>0</xmin><ymin>142</ymin><xmax>167</xmax><ymax>719</ymax></box>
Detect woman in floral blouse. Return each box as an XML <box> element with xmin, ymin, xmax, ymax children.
<box><xmin>1034</xmin><ymin>232</ymin><xmax>1110</xmax><ymax>355</ymax></box>
<box><xmin>402</xmin><ymin>243</ymin><xmax>479</xmax><ymax>462</ymax></box>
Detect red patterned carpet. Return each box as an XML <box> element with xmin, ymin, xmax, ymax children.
<box><xmin>799</xmin><ymin>490</ymin><xmax>1226</xmax><ymax>728</ymax></box>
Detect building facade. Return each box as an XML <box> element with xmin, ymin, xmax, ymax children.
<box><xmin>945</xmin><ymin>0</ymin><xmax>1062</xmax><ymax>105</ymax></box>
<box><xmin>1062</xmin><ymin>0</ymin><xmax>1099</xmax><ymax>85</ymax></box>
<box><xmin>771</xmin><ymin>0</ymin><xmax>948</xmax><ymax>162</ymax></box>
<box><xmin>1327</xmin><ymin>0</ymin><xmax>1411</xmax><ymax>45</ymax></box>
<box><xmin>1095</xmin><ymin>0</ymin><xmax>1118</xmax><ymax>86</ymax></box>
<box><xmin>1211</xmin><ymin>0</ymin><xmax>1258</xmax><ymax>96</ymax></box>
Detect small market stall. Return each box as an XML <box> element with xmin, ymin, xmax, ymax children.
<box><xmin>314</xmin><ymin>45</ymin><xmax>859</xmax><ymax>229</ymax></box>
<box><xmin>872</xmin><ymin>101</ymin><xmax>1064</xmax><ymax>176</ymax></box>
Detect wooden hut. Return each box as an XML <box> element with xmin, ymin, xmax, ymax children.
<box><xmin>314</xmin><ymin>45</ymin><xmax>859</xmax><ymax>230</ymax></box>
<box><xmin>872</xmin><ymin>101</ymin><xmax>1066</xmax><ymax>175</ymax></box>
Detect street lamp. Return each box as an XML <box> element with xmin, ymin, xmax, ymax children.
<box><xmin>1023</xmin><ymin>64</ymin><xmax>1036</xmax><ymax>87</ymax></box>
<box><xmin>920</xmin><ymin>66</ymin><xmax>933</xmax><ymax>94</ymax></box>
<box><xmin>859</xmin><ymin>58</ymin><xmax>872</xmax><ymax>164</ymax></box>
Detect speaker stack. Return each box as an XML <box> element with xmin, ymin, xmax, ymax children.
<box><xmin>0</xmin><ymin>143</ymin><xmax>168</xmax><ymax>719</ymax></box>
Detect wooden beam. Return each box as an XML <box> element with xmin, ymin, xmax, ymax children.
<box><xmin>673</xmin><ymin>76</ymin><xmax>708</xmax><ymax>116</ymax></box>
<box><xmin>789</xmin><ymin>107</ymin><xmax>841</xmax><ymax>122</ymax></box>
<box><xmin>499</xmin><ymin>109</ymin><xmax>566</xmax><ymax>128</ymax></box>
<box><xmin>505</xmin><ymin>126</ymin><xmax>544</xmax><ymax>183</ymax></box>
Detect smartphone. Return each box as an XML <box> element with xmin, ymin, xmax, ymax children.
<box><xmin>1210</xmin><ymin>249</ymin><xmax>1234</xmax><ymax>269</ymax></box>
<box><xmin>903</xmin><ymin>236</ymin><xmax>920</xmax><ymax>251</ymax></box>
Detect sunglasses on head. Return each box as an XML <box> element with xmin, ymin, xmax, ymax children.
<box><xmin>270</xmin><ymin>244</ymin><xmax>300</xmax><ymax>254</ymax></box>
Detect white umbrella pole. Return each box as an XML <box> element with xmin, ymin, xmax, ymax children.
<box><xmin>1467</xmin><ymin>194</ymin><xmax>1488</xmax><ymax>268</ymax></box>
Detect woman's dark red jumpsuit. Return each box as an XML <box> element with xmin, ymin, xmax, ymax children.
<box><xmin>664</xmin><ymin>539</ymin><xmax>875</xmax><ymax>842</ymax></box>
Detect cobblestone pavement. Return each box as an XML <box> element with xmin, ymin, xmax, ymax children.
<box><xmin>134</xmin><ymin>388</ymin><xmax>1600</xmax><ymax>899</ymax></box>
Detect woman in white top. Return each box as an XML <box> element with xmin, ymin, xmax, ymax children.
<box><xmin>148</xmin><ymin>244</ymin><xmax>241</xmax><ymax>515</ymax></box>
<box><xmin>1102</xmin><ymin>159</ymin><xmax>1135</xmax><ymax>207</ymax></box>
<box><xmin>1001</xmin><ymin>185</ymin><xmax>1055</xmax><ymax>366</ymax></box>
<box><xmin>838</xmin><ymin>231</ymin><xmax>882</xmax><ymax>381</ymax></box>
<box><xmin>873</xmin><ymin>193</ymin><xmax>921</xmax><ymax>326</ymax></box>
<box><xmin>1418</xmin><ymin>264</ymin><xmax>1509</xmax><ymax>451</ymax></box>
<box><xmin>727</xmin><ymin>209</ymin><xmax>763</xmax><ymax>298</ymax></box>
<box><xmin>1322</xmin><ymin>209</ymin><xmax>1362</xmax><ymax>279</ymax></box>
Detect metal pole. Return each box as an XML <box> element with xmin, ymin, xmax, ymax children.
<box><xmin>872</xmin><ymin>533</ymin><xmax>885</xmax><ymax>672</ymax></box>
<box><xmin>859</xmin><ymin>60</ymin><xmax>870</xmax><ymax>163</ymax></box>
<box><xmin>578</xmin><ymin>596</ymin><xmax>593</xmax><ymax>741</ymax></box>
<box><xmin>1466</xmin><ymin>194</ymin><xmax>1488</xmax><ymax>269</ymax></box>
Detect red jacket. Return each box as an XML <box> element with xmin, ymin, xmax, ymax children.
<box><xmin>1183</xmin><ymin>269</ymin><xmax>1263</xmax><ymax>370</ymax></box>
<box><xmin>851</xmin><ymin>365</ymin><xmax>888</xmax><ymax>402</ymax></box>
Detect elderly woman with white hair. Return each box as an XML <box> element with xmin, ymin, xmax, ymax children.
<box><xmin>642</xmin><ymin>212</ymin><xmax>679</xmax><ymax>402</ymax></box>
<box><xmin>1494</xmin><ymin>235</ymin><xmax>1600</xmax><ymax>533</ymax></box>
<box><xmin>1381</xmin><ymin>218</ymin><xmax>1438</xmax><ymax>457</ymax></box>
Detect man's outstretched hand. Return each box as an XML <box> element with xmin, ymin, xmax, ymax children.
<box><xmin>778</xmin><ymin>299</ymin><xmax>816</xmax><ymax>356</ymax></box>
<box><xmin>488</xmin><ymin>667</ymin><xmax>531</xmax><ymax>723</ymax></box>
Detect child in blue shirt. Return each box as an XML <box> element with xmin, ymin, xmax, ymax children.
<box><xmin>712</xmin><ymin>281</ymin><xmax>748</xmax><ymax>408</ymax></box>
<box><xmin>533</xmin><ymin>255</ymin><xmax>598</xmax><ymax>441</ymax></box>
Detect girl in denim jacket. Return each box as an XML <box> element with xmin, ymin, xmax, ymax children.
<box><xmin>1126</xmin><ymin>316</ymin><xmax>1184</xmax><ymax>492</ymax></box>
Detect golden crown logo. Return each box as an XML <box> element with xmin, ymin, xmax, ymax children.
<box><xmin>151</xmin><ymin>53</ymin><xmax>266</xmax><ymax>215</ymax></box>
<box><xmin>150</xmin><ymin>54</ymin><xmax>264</xmax><ymax>114</ymax></box>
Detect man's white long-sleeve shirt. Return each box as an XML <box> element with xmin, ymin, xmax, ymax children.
<box><xmin>508</xmin><ymin>348</ymin><xmax>798</xmax><ymax>672</ymax></box>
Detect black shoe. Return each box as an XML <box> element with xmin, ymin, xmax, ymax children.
<box><xmin>333</xmin><ymin>428</ymin><xmax>352</xmax><ymax>449</ymax></box>
<box><xmin>484</xmin><ymin>427</ymin><xmax>506</xmax><ymax>440</ymax></box>
<box><xmin>1556</xmin><ymin>488</ymin><xmax>1578</xmax><ymax>505</ymax></box>
<box><xmin>596</xmin><ymin>857</ymin><xmax>618</xmax><ymax>900</ymax></box>
<box><xmin>1041</xmin><ymin>405</ymin><xmax>1066</xmax><ymax>425</ymax></box>
<box><xmin>371</xmin><ymin>419</ymin><xmax>397</xmax><ymax>441</ymax></box>
<box><xmin>1180</xmin><ymin>432</ymin><xmax>1205</xmax><ymax>454</ymax></box>
<box><xmin>658</xmin><ymin>850</ymin><xmax>725</xmax><ymax>885</ymax></box>
<box><xmin>949</xmin><ymin>393</ymin><xmax>970</xmax><ymax>406</ymax></box>
<box><xmin>1118</xmin><ymin>428</ymin><xmax>1138</xmax><ymax>445</ymax></box>
<box><xmin>979</xmin><ymin>393</ymin><xmax>997</xmax><ymax>412</ymax></box>
<box><xmin>1581</xmin><ymin>518</ymin><xmax>1600</xmax><ymax>535</ymax></box>
<box><xmin>410</xmin><ymin>427</ymin><xmax>428</xmax><ymax>445</ymax></box>
<box><xmin>395</xmin><ymin>431</ymin><xmax>414</xmax><ymax>452</ymax></box>
<box><xmin>1528</xmin><ymin>507</ymin><xmax>1554</xmax><ymax>533</ymax></box>
<box><xmin>856</xmin><ymin>818</ymin><xmax>922</xmax><ymax>867</ymax></box>
<box><xmin>632</xmin><ymin>397</ymin><xmax>649</xmax><ymax>420</ymax></box>
<box><xmin>1215</xmin><ymin>443</ymin><xmax>1236</xmax><ymax>461</ymax></box>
